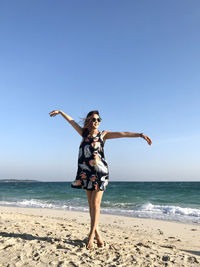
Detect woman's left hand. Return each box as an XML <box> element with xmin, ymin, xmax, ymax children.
<box><xmin>141</xmin><ymin>134</ymin><xmax>152</xmax><ymax>145</ymax></box>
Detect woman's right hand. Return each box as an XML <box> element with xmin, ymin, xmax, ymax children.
<box><xmin>49</xmin><ymin>110</ymin><xmax>83</xmax><ymax>136</ymax></box>
<box><xmin>49</xmin><ymin>110</ymin><xmax>61</xmax><ymax>117</ymax></box>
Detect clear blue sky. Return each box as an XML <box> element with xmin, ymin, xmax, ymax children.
<box><xmin>1</xmin><ymin>1</ymin><xmax>200</xmax><ymax>181</ymax></box>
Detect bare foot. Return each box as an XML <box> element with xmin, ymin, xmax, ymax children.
<box><xmin>86</xmin><ymin>241</ymin><xmax>94</xmax><ymax>249</ymax></box>
<box><xmin>95</xmin><ymin>231</ymin><xmax>104</xmax><ymax>247</ymax></box>
<box><xmin>86</xmin><ymin>233</ymin><xmax>95</xmax><ymax>249</ymax></box>
<box><xmin>97</xmin><ymin>240</ymin><xmax>104</xmax><ymax>248</ymax></box>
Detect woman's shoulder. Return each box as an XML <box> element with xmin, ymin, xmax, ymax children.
<box><xmin>99</xmin><ymin>130</ymin><xmax>106</xmax><ymax>136</ymax></box>
<box><xmin>99</xmin><ymin>130</ymin><xmax>108</xmax><ymax>141</ymax></box>
<box><xmin>100</xmin><ymin>130</ymin><xmax>109</xmax><ymax>136</ymax></box>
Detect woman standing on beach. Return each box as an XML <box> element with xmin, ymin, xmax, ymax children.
<box><xmin>49</xmin><ymin>110</ymin><xmax>152</xmax><ymax>249</ymax></box>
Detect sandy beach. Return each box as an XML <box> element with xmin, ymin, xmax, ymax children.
<box><xmin>0</xmin><ymin>206</ymin><xmax>200</xmax><ymax>267</ymax></box>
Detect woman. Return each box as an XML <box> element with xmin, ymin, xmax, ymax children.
<box><xmin>49</xmin><ymin>110</ymin><xmax>152</xmax><ymax>249</ymax></box>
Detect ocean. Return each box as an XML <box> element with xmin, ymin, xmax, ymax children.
<box><xmin>0</xmin><ymin>181</ymin><xmax>200</xmax><ymax>224</ymax></box>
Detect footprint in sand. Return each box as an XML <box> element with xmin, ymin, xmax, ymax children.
<box><xmin>187</xmin><ymin>256</ymin><xmax>199</xmax><ymax>264</ymax></box>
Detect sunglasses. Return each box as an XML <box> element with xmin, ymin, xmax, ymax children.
<box><xmin>92</xmin><ymin>117</ymin><xmax>101</xmax><ymax>122</ymax></box>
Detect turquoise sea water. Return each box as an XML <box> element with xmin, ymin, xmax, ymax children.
<box><xmin>0</xmin><ymin>182</ymin><xmax>200</xmax><ymax>224</ymax></box>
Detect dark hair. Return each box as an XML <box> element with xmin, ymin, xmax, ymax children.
<box><xmin>82</xmin><ymin>110</ymin><xmax>102</xmax><ymax>137</ymax></box>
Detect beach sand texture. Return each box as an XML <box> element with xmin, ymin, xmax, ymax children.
<box><xmin>0</xmin><ymin>206</ymin><xmax>200</xmax><ymax>267</ymax></box>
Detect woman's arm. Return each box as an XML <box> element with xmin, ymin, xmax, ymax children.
<box><xmin>103</xmin><ymin>131</ymin><xmax>152</xmax><ymax>145</ymax></box>
<box><xmin>49</xmin><ymin>110</ymin><xmax>83</xmax><ymax>136</ymax></box>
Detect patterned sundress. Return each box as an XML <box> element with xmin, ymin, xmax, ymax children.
<box><xmin>71</xmin><ymin>130</ymin><xmax>109</xmax><ymax>191</ymax></box>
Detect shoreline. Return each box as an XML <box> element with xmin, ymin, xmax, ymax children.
<box><xmin>0</xmin><ymin>205</ymin><xmax>200</xmax><ymax>232</ymax></box>
<box><xmin>0</xmin><ymin>206</ymin><xmax>200</xmax><ymax>266</ymax></box>
<box><xmin>0</xmin><ymin>203</ymin><xmax>199</xmax><ymax>226</ymax></box>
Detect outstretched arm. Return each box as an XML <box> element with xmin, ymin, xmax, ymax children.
<box><xmin>103</xmin><ymin>131</ymin><xmax>152</xmax><ymax>145</ymax></box>
<box><xmin>49</xmin><ymin>110</ymin><xmax>83</xmax><ymax>136</ymax></box>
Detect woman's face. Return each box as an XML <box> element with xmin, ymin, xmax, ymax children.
<box><xmin>91</xmin><ymin>114</ymin><xmax>101</xmax><ymax>130</ymax></box>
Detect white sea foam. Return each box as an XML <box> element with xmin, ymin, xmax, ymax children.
<box><xmin>140</xmin><ymin>202</ymin><xmax>200</xmax><ymax>217</ymax></box>
<box><xmin>0</xmin><ymin>199</ymin><xmax>89</xmax><ymax>212</ymax></box>
<box><xmin>0</xmin><ymin>200</ymin><xmax>200</xmax><ymax>224</ymax></box>
<box><xmin>100</xmin><ymin>202</ymin><xmax>200</xmax><ymax>224</ymax></box>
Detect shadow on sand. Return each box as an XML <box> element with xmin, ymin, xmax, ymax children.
<box><xmin>181</xmin><ymin>249</ymin><xmax>200</xmax><ymax>257</ymax></box>
<box><xmin>0</xmin><ymin>231</ymin><xmax>87</xmax><ymax>248</ymax></box>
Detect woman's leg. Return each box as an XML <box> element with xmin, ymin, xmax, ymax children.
<box><xmin>86</xmin><ymin>190</ymin><xmax>93</xmax><ymax>228</ymax></box>
<box><xmin>86</xmin><ymin>190</ymin><xmax>103</xmax><ymax>246</ymax></box>
<box><xmin>85</xmin><ymin>189</ymin><xmax>104</xmax><ymax>248</ymax></box>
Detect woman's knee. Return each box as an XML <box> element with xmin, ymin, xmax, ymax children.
<box><xmin>91</xmin><ymin>200</ymin><xmax>101</xmax><ymax>210</ymax></box>
<box><xmin>88</xmin><ymin>202</ymin><xmax>92</xmax><ymax>212</ymax></box>
<box><xmin>90</xmin><ymin>191</ymin><xmax>103</xmax><ymax>210</ymax></box>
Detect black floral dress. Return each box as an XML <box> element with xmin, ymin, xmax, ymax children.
<box><xmin>71</xmin><ymin>130</ymin><xmax>109</xmax><ymax>191</ymax></box>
